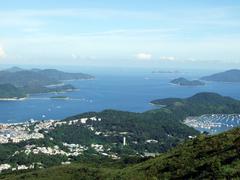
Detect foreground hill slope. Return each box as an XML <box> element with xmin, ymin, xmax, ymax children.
<box><xmin>2</xmin><ymin>128</ymin><xmax>240</xmax><ymax>180</ymax></box>
<box><xmin>121</xmin><ymin>127</ymin><xmax>240</xmax><ymax>179</ymax></box>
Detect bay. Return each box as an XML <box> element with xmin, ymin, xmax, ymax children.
<box><xmin>1</xmin><ymin>68</ymin><xmax>240</xmax><ymax>123</ymax></box>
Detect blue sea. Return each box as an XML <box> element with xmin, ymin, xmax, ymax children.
<box><xmin>1</xmin><ymin>68</ymin><xmax>240</xmax><ymax>124</ymax></box>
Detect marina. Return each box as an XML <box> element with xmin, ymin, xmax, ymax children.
<box><xmin>184</xmin><ymin>114</ymin><xmax>240</xmax><ymax>134</ymax></box>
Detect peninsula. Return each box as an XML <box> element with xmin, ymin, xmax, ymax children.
<box><xmin>201</xmin><ymin>69</ymin><xmax>240</xmax><ymax>82</ymax></box>
<box><xmin>0</xmin><ymin>67</ymin><xmax>93</xmax><ymax>98</ymax></box>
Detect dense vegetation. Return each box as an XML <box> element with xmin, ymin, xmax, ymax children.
<box><xmin>170</xmin><ymin>77</ymin><xmax>205</xmax><ymax>86</ymax></box>
<box><xmin>1</xmin><ymin>127</ymin><xmax>239</xmax><ymax>179</ymax></box>
<box><xmin>151</xmin><ymin>92</ymin><xmax>240</xmax><ymax>117</ymax></box>
<box><xmin>51</xmin><ymin>109</ymin><xmax>199</xmax><ymax>154</ymax></box>
<box><xmin>119</xmin><ymin>127</ymin><xmax>240</xmax><ymax>179</ymax></box>
<box><xmin>201</xmin><ymin>69</ymin><xmax>240</xmax><ymax>82</ymax></box>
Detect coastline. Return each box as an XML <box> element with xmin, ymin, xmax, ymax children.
<box><xmin>149</xmin><ymin>102</ymin><xmax>166</xmax><ymax>108</ymax></box>
<box><xmin>168</xmin><ymin>82</ymin><xmax>205</xmax><ymax>87</ymax></box>
<box><xmin>62</xmin><ymin>77</ymin><xmax>95</xmax><ymax>82</ymax></box>
<box><xmin>0</xmin><ymin>78</ymin><xmax>88</xmax><ymax>102</ymax></box>
<box><xmin>51</xmin><ymin>96</ymin><xmax>70</xmax><ymax>100</ymax></box>
<box><xmin>0</xmin><ymin>119</ymin><xmax>58</xmax><ymax>126</ymax></box>
<box><xmin>45</xmin><ymin>83</ymin><xmax>65</xmax><ymax>88</ymax></box>
<box><xmin>0</xmin><ymin>97</ymin><xmax>27</xmax><ymax>101</ymax></box>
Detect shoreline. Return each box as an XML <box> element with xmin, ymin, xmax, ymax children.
<box><xmin>62</xmin><ymin>77</ymin><xmax>95</xmax><ymax>82</ymax></box>
<box><xmin>149</xmin><ymin>102</ymin><xmax>166</xmax><ymax>108</ymax></box>
<box><xmin>0</xmin><ymin>97</ymin><xmax>27</xmax><ymax>101</ymax></box>
<box><xmin>0</xmin><ymin>88</ymin><xmax>80</xmax><ymax>101</ymax></box>
<box><xmin>168</xmin><ymin>82</ymin><xmax>205</xmax><ymax>87</ymax></box>
<box><xmin>45</xmin><ymin>83</ymin><xmax>65</xmax><ymax>88</ymax></box>
<box><xmin>0</xmin><ymin>78</ymin><xmax>88</xmax><ymax>102</ymax></box>
<box><xmin>0</xmin><ymin>119</ymin><xmax>59</xmax><ymax>126</ymax></box>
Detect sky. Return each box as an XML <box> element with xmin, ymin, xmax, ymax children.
<box><xmin>0</xmin><ymin>0</ymin><xmax>240</xmax><ymax>69</ymax></box>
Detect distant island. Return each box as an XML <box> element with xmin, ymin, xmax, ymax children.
<box><xmin>0</xmin><ymin>67</ymin><xmax>94</xmax><ymax>87</ymax></box>
<box><xmin>51</xmin><ymin>96</ymin><xmax>70</xmax><ymax>100</ymax></box>
<box><xmin>201</xmin><ymin>69</ymin><xmax>240</xmax><ymax>82</ymax></box>
<box><xmin>150</xmin><ymin>92</ymin><xmax>240</xmax><ymax>115</ymax></box>
<box><xmin>0</xmin><ymin>67</ymin><xmax>94</xmax><ymax>99</ymax></box>
<box><xmin>152</xmin><ymin>70</ymin><xmax>181</xmax><ymax>74</ymax></box>
<box><xmin>170</xmin><ymin>77</ymin><xmax>205</xmax><ymax>86</ymax></box>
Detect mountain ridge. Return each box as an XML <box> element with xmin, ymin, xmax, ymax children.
<box><xmin>0</xmin><ymin>67</ymin><xmax>94</xmax><ymax>97</ymax></box>
<box><xmin>201</xmin><ymin>69</ymin><xmax>240</xmax><ymax>82</ymax></box>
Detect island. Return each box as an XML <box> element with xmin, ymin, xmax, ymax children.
<box><xmin>152</xmin><ymin>70</ymin><xmax>181</xmax><ymax>74</ymax></box>
<box><xmin>201</xmin><ymin>69</ymin><xmax>240</xmax><ymax>82</ymax></box>
<box><xmin>51</xmin><ymin>96</ymin><xmax>70</xmax><ymax>100</ymax></box>
<box><xmin>0</xmin><ymin>84</ymin><xmax>26</xmax><ymax>100</ymax></box>
<box><xmin>170</xmin><ymin>77</ymin><xmax>205</xmax><ymax>86</ymax></box>
<box><xmin>0</xmin><ymin>67</ymin><xmax>93</xmax><ymax>97</ymax></box>
<box><xmin>0</xmin><ymin>67</ymin><xmax>94</xmax><ymax>87</ymax></box>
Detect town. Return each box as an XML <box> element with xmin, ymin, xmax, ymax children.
<box><xmin>0</xmin><ymin>116</ymin><xmax>122</xmax><ymax>173</ymax></box>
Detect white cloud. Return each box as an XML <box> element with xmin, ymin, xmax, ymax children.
<box><xmin>0</xmin><ymin>47</ymin><xmax>6</xmax><ymax>59</ymax></box>
<box><xmin>159</xmin><ymin>56</ymin><xmax>176</xmax><ymax>61</ymax></box>
<box><xmin>136</xmin><ymin>53</ymin><xmax>152</xmax><ymax>61</ymax></box>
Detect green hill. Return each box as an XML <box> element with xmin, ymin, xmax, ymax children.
<box><xmin>151</xmin><ymin>92</ymin><xmax>240</xmax><ymax>116</ymax></box>
<box><xmin>201</xmin><ymin>69</ymin><xmax>240</xmax><ymax>82</ymax></box>
<box><xmin>0</xmin><ymin>67</ymin><xmax>93</xmax><ymax>94</ymax></box>
<box><xmin>52</xmin><ymin>109</ymin><xmax>199</xmax><ymax>154</ymax></box>
<box><xmin>0</xmin><ymin>67</ymin><xmax>94</xmax><ymax>87</ymax></box>
<box><xmin>1</xmin><ymin>128</ymin><xmax>239</xmax><ymax>180</ymax></box>
<box><xmin>171</xmin><ymin>77</ymin><xmax>205</xmax><ymax>86</ymax></box>
<box><xmin>120</xmin><ymin>127</ymin><xmax>240</xmax><ymax>179</ymax></box>
<box><xmin>0</xmin><ymin>84</ymin><xmax>26</xmax><ymax>99</ymax></box>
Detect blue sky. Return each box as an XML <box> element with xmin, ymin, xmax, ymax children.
<box><xmin>0</xmin><ymin>0</ymin><xmax>240</xmax><ymax>69</ymax></box>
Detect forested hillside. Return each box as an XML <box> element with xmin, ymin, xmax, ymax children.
<box><xmin>1</xmin><ymin>128</ymin><xmax>239</xmax><ymax>180</ymax></box>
